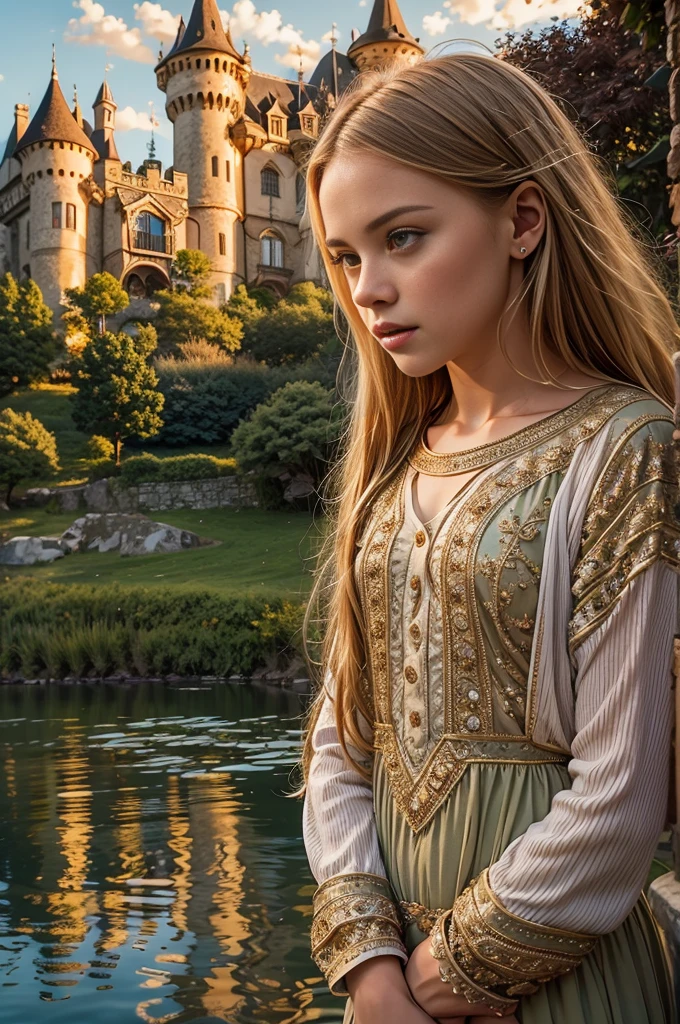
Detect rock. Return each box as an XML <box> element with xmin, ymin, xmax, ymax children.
<box><xmin>58</xmin><ymin>487</ymin><xmax>85</xmax><ymax>513</ymax></box>
<box><xmin>25</xmin><ymin>488</ymin><xmax>52</xmax><ymax>507</ymax></box>
<box><xmin>0</xmin><ymin>536</ymin><xmax>68</xmax><ymax>565</ymax></box>
<box><xmin>60</xmin><ymin>512</ymin><xmax>211</xmax><ymax>557</ymax></box>
<box><xmin>282</xmin><ymin>473</ymin><xmax>316</xmax><ymax>503</ymax></box>
<box><xmin>83</xmin><ymin>478</ymin><xmax>111</xmax><ymax>512</ymax></box>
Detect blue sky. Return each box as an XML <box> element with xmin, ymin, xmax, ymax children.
<box><xmin>0</xmin><ymin>0</ymin><xmax>581</xmax><ymax>170</ymax></box>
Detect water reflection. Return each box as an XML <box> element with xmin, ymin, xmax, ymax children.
<box><xmin>0</xmin><ymin>681</ymin><xmax>343</xmax><ymax>1023</ymax></box>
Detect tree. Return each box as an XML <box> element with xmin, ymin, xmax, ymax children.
<box><xmin>286</xmin><ymin>280</ymin><xmax>334</xmax><ymax>313</ymax></box>
<box><xmin>0</xmin><ymin>273</ymin><xmax>55</xmax><ymax>396</ymax></box>
<box><xmin>230</xmin><ymin>379</ymin><xmax>339</xmax><ymax>484</ymax></box>
<box><xmin>240</xmin><ymin>299</ymin><xmax>335</xmax><ymax>366</ymax></box>
<box><xmin>153</xmin><ymin>291</ymin><xmax>243</xmax><ymax>354</ymax></box>
<box><xmin>0</xmin><ymin>409</ymin><xmax>60</xmax><ymax>504</ymax></box>
<box><xmin>496</xmin><ymin>7</ymin><xmax>670</xmax><ymax>239</ymax></box>
<box><xmin>171</xmin><ymin>248</ymin><xmax>213</xmax><ymax>299</ymax></box>
<box><xmin>70</xmin><ymin>331</ymin><xmax>164</xmax><ymax>465</ymax></box>
<box><xmin>63</xmin><ymin>272</ymin><xmax>130</xmax><ymax>335</ymax></box>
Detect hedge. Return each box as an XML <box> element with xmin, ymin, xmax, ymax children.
<box><xmin>0</xmin><ymin>578</ymin><xmax>308</xmax><ymax>680</ymax></box>
<box><xmin>118</xmin><ymin>453</ymin><xmax>238</xmax><ymax>486</ymax></box>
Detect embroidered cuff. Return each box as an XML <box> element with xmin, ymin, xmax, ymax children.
<box><xmin>429</xmin><ymin>868</ymin><xmax>597</xmax><ymax>1009</ymax></box>
<box><xmin>310</xmin><ymin>872</ymin><xmax>407</xmax><ymax>996</ymax></box>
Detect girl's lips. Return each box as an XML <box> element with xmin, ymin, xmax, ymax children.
<box><xmin>379</xmin><ymin>327</ymin><xmax>418</xmax><ymax>350</ymax></box>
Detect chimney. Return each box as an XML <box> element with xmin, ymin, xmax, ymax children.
<box><xmin>14</xmin><ymin>104</ymin><xmax>29</xmax><ymax>144</ymax></box>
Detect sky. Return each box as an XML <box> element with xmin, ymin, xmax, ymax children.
<box><xmin>0</xmin><ymin>0</ymin><xmax>584</xmax><ymax>170</ymax></box>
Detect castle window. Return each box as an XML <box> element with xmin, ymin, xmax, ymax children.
<box><xmin>226</xmin><ymin>159</ymin><xmax>230</xmax><ymax>182</ymax></box>
<box><xmin>179</xmin><ymin>60</ymin><xmax>184</xmax><ymax>71</ymax></box>
<box><xmin>211</xmin><ymin>155</ymin><xmax>219</xmax><ymax>177</ymax></box>
<box><xmin>26</xmin><ymin>221</ymin><xmax>30</xmax><ymax>248</ymax></box>
<box><xmin>260</xmin><ymin>230</ymin><xmax>283</xmax><ymax>268</ymax></box>
<box><xmin>52</xmin><ymin>202</ymin><xmax>62</xmax><ymax>229</ymax></box>
<box><xmin>270</xmin><ymin>115</ymin><xmax>284</xmax><ymax>137</ymax></box>
<box><xmin>106</xmin><ymin>109</ymin><xmax>112</xmax><ymax>123</ymax></box>
<box><xmin>219</xmin><ymin>232</ymin><xmax>226</xmax><ymax>256</ymax></box>
<box><xmin>66</xmin><ymin>203</ymin><xmax>76</xmax><ymax>230</ymax></box>
<box><xmin>134</xmin><ymin>211</ymin><xmax>167</xmax><ymax>253</ymax></box>
<box><xmin>295</xmin><ymin>173</ymin><xmax>305</xmax><ymax>215</ymax></box>
<box><xmin>261</xmin><ymin>167</ymin><xmax>280</xmax><ymax>197</ymax></box>
<box><xmin>302</xmin><ymin>115</ymin><xmax>316</xmax><ymax>134</ymax></box>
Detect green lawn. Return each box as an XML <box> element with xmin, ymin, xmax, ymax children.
<box><xmin>1</xmin><ymin>505</ymin><xmax>320</xmax><ymax>598</ymax></box>
<box><xmin>1</xmin><ymin>383</ymin><xmax>235</xmax><ymax>489</ymax></box>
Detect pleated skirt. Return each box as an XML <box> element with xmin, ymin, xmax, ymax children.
<box><xmin>341</xmin><ymin>759</ymin><xmax>674</xmax><ymax>1024</ymax></box>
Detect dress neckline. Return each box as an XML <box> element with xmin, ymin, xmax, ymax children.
<box><xmin>408</xmin><ymin>383</ymin><xmax>617</xmax><ymax>476</ymax></box>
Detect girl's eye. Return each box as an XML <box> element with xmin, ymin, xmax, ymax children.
<box><xmin>329</xmin><ymin>251</ymin><xmax>360</xmax><ymax>268</ymax></box>
<box><xmin>387</xmin><ymin>228</ymin><xmax>422</xmax><ymax>251</ymax></box>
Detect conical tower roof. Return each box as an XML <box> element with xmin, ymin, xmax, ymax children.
<box><xmin>94</xmin><ymin>80</ymin><xmax>114</xmax><ymax>105</ymax></box>
<box><xmin>14</xmin><ymin>58</ymin><xmax>94</xmax><ymax>156</ymax></box>
<box><xmin>348</xmin><ymin>0</ymin><xmax>423</xmax><ymax>56</ymax></box>
<box><xmin>156</xmin><ymin>0</ymin><xmax>242</xmax><ymax>67</ymax></box>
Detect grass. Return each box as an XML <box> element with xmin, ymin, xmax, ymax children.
<box><xmin>0</xmin><ymin>383</ymin><xmax>235</xmax><ymax>490</ymax></box>
<box><xmin>0</xmin><ymin>505</ymin><xmax>320</xmax><ymax>598</ymax></box>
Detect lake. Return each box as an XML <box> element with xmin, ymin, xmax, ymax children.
<box><xmin>0</xmin><ymin>681</ymin><xmax>344</xmax><ymax>1024</ymax></box>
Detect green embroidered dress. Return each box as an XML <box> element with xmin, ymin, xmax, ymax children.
<box><xmin>303</xmin><ymin>383</ymin><xmax>680</xmax><ymax>1023</ymax></box>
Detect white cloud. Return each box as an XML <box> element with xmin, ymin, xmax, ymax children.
<box><xmin>0</xmin><ymin>75</ymin><xmax>4</xmax><ymax>83</ymax></box>
<box><xmin>222</xmin><ymin>1</ymin><xmax>321</xmax><ymax>71</ymax></box>
<box><xmin>117</xmin><ymin>105</ymin><xmax>171</xmax><ymax>137</ymax></box>
<box><xmin>441</xmin><ymin>0</ymin><xmax>581</xmax><ymax>30</ymax></box>
<box><xmin>64</xmin><ymin>0</ymin><xmax>155</xmax><ymax>63</ymax></box>
<box><xmin>133</xmin><ymin>2</ymin><xmax>180</xmax><ymax>44</ymax></box>
<box><xmin>423</xmin><ymin>11</ymin><xmax>452</xmax><ymax>35</ymax></box>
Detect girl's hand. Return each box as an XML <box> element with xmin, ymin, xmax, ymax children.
<box><xmin>404</xmin><ymin>936</ymin><xmax>519</xmax><ymax>1021</ymax></box>
<box><xmin>346</xmin><ymin>954</ymin><xmax>439</xmax><ymax>1024</ymax></box>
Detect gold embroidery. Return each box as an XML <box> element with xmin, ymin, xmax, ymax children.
<box><xmin>409</xmin><ymin>384</ymin><xmax>618</xmax><ymax>476</ymax></box>
<box><xmin>311</xmin><ymin>872</ymin><xmax>406</xmax><ymax>996</ymax></box>
<box><xmin>428</xmin><ymin>868</ymin><xmax>596</xmax><ymax>1006</ymax></box>
<box><xmin>359</xmin><ymin>385</ymin><xmax>659</xmax><ymax>833</ymax></box>
<box><xmin>568</xmin><ymin>415</ymin><xmax>680</xmax><ymax>653</ymax></box>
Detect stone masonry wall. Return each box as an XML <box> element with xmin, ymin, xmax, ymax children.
<box><xmin>37</xmin><ymin>476</ymin><xmax>259</xmax><ymax>514</ymax></box>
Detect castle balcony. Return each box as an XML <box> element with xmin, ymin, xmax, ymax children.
<box><xmin>133</xmin><ymin>228</ymin><xmax>173</xmax><ymax>255</ymax></box>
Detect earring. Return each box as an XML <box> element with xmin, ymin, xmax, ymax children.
<box><xmin>519</xmin><ymin>246</ymin><xmax>527</xmax><ymax>254</ymax></box>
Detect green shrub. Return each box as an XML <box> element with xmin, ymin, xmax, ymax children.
<box><xmin>0</xmin><ymin>579</ymin><xmax>307</xmax><ymax>680</ymax></box>
<box><xmin>119</xmin><ymin>453</ymin><xmax>237</xmax><ymax>486</ymax></box>
<box><xmin>88</xmin><ymin>457</ymin><xmax>118</xmax><ymax>482</ymax></box>
<box><xmin>87</xmin><ymin>434</ymin><xmax>116</xmax><ymax>460</ymax></box>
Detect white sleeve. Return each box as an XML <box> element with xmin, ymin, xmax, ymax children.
<box><xmin>302</xmin><ymin>681</ymin><xmax>408</xmax><ymax>995</ymax></box>
<box><xmin>488</xmin><ymin>560</ymin><xmax>678</xmax><ymax>933</ymax></box>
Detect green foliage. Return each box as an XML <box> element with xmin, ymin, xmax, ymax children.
<box><xmin>229</xmin><ymin>379</ymin><xmax>338</xmax><ymax>484</ymax></box>
<box><xmin>63</xmin><ymin>272</ymin><xmax>130</xmax><ymax>334</ymax></box>
<box><xmin>0</xmin><ymin>578</ymin><xmax>306</xmax><ymax>679</ymax></box>
<box><xmin>286</xmin><ymin>280</ymin><xmax>334</xmax><ymax>313</ymax></box>
<box><xmin>133</xmin><ymin>322</ymin><xmax>159</xmax><ymax>358</ymax></box>
<box><xmin>240</xmin><ymin>298</ymin><xmax>336</xmax><ymax>366</ymax></box>
<box><xmin>245</xmin><ymin>285</ymin><xmax>278</xmax><ymax>310</ymax></box>
<box><xmin>225</xmin><ymin>283</ymin><xmax>268</xmax><ymax>326</ymax></box>
<box><xmin>0</xmin><ymin>408</ymin><xmax>60</xmax><ymax>503</ymax></box>
<box><xmin>0</xmin><ymin>273</ymin><xmax>55</xmax><ymax>396</ymax></box>
<box><xmin>175</xmin><ymin>338</ymin><xmax>233</xmax><ymax>363</ymax></box>
<box><xmin>152</xmin><ymin>357</ymin><xmax>274</xmax><ymax>445</ymax></box>
<box><xmin>171</xmin><ymin>248</ymin><xmax>214</xmax><ymax>298</ymax></box>
<box><xmin>154</xmin><ymin>291</ymin><xmax>243</xmax><ymax>354</ymax></box>
<box><xmin>86</xmin><ymin>434</ymin><xmax>116</xmax><ymax>460</ymax></box>
<box><xmin>69</xmin><ymin>330</ymin><xmax>164</xmax><ymax>464</ymax></box>
<box><xmin>119</xmin><ymin>452</ymin><xmax>237</xmax><ymax>485</ymax></box>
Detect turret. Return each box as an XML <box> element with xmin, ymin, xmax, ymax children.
<box><xmin>347</xmin><ymin>0</ymin><xmax>424</xmax><ymax>72</ymax></box>
<box><xmin>155</xmin><ymin>0</ymin><xmax>250</xmax><ymax>303</ymax></box>
<box><xmin>13</xmin><ymin>51</ymin><xmax>96</xmax><ymax>311</ymax></box>
<box><xmin>91</xmin><ymin>80</ymin><xmax>120</xmax><ymax>162</ymax></box>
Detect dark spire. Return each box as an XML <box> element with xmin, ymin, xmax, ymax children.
<box><xmin>156</xmin><ymin>0</ymin><xmax>242</xmax><ymax>67</ymax></box>
<box><xmin>14</xmin><ymin>52</ymin><xmax>95</xmax><ymax>156</ymax></box>
<box><xmin>347</xmin><ymin>0</ymin><xmax>422</xmax><ymax>56</ymax></box>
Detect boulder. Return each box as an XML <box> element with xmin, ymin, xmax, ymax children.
<box><xmin>0</xmin><ymin>536</ymin><xmax>68</xmax><ymax>565</ymax></box>
<box><xmin>282</xmin><ymin>472</ymin><xmax>316</xmax><ymax>503</ymax></box>
<box><xmin>60</xmin><ymin>512</ymin><xmax>211</xmax><ymax>557</ymax></box>
<box><xmin>24</xmin><ymin>488</ymin><xmax>53</xmax><ymax>507</ymax></box>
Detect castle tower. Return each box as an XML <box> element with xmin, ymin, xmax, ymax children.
<box><xmin>155</xmin><ymin>0</ymin><xmax>250</xmax><ymax>303</ymax></box>
<box><xmin>91</xmin><ymin>80</ymin><xmax>120</xmax><ymax>162</ymax></box>
<box><xmin>13</xmin><ymin>52</ymin><xmax>96</xmax><ymax>311</ymax></box>
<box><xmin>347</xmin><ymin>0</ymin><xmax>424</xmax><ymax>72</ymax></box>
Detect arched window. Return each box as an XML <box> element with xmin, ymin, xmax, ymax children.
<box><xmin>134</xmin><ymin>211</ymin><xmax>167</xmax><ymax>253</ymax></box>
<box><xmin>261</xmin><ymin>166</ymin><xmax>280</xmax><ymax>198</ymax></box>
<box><xmin>211</xmin><ymin>155</ymin><xmax>219</xmax><ymax>177</ymax></box>
<box><xmin>260</xmin><ymin>230</ymin><xmax>283</xmax><ymax>269</ymax></box>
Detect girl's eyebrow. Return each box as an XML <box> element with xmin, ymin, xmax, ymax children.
<box><xmin>325</xmin><ymin>205</ymin><xmax>434</xmax><ymax>247</ymax></box>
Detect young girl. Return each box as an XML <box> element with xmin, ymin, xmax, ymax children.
<box><xmin>297</xmin><ymin>51</ymin><xmax>680</xmax><ymax>1024</ymax></box>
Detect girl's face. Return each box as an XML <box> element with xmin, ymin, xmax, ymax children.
<box><xmin>318</xmin><ymin>149</ymin><xmax>536</xmax><ymax>378</ymax></box>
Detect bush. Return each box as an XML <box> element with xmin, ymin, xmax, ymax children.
<box><xmin>87</xmin><ymin>457</ymin><xmax>119</xmax><ymax>482</ymax></box>
<box><xmin>0</xmin><ymin>579</ymin><xmax>306</xmax><ymax>680</ymax></box>
<box><xmin>87</xmin><ymin>435</ymin><xmax>116</xmax><ymax>460</ymax></box>
<box><xmin>0</xmin><ymin>409</ymin><xmax>60</xmax><ymax>503</ymax></box>
<box><xmin>119</xmin><ymin>452</ymin><xmax>238</xmax><ymax>485</ymax></box>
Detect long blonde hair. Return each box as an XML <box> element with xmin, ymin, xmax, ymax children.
<box><xmin>295</xmin><ymin>51</ymin><xmax>679</xmax><ymax>791</ymax></box>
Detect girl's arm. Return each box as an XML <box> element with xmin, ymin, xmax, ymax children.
<box><xmin>302</xmin><ymin>677</ymin><xmax>408</xmax><ymax>996</ymax></box>
<box><xmin>427</xmin><ymin>416</ymin><xmax>680</xmax><ymax>1007</ymax></box>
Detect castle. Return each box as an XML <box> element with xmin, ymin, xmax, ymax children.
<box><xmin>0</xmin><ymin>0</ymin><xmax>424</xmax><ymax>315</ymax></box>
